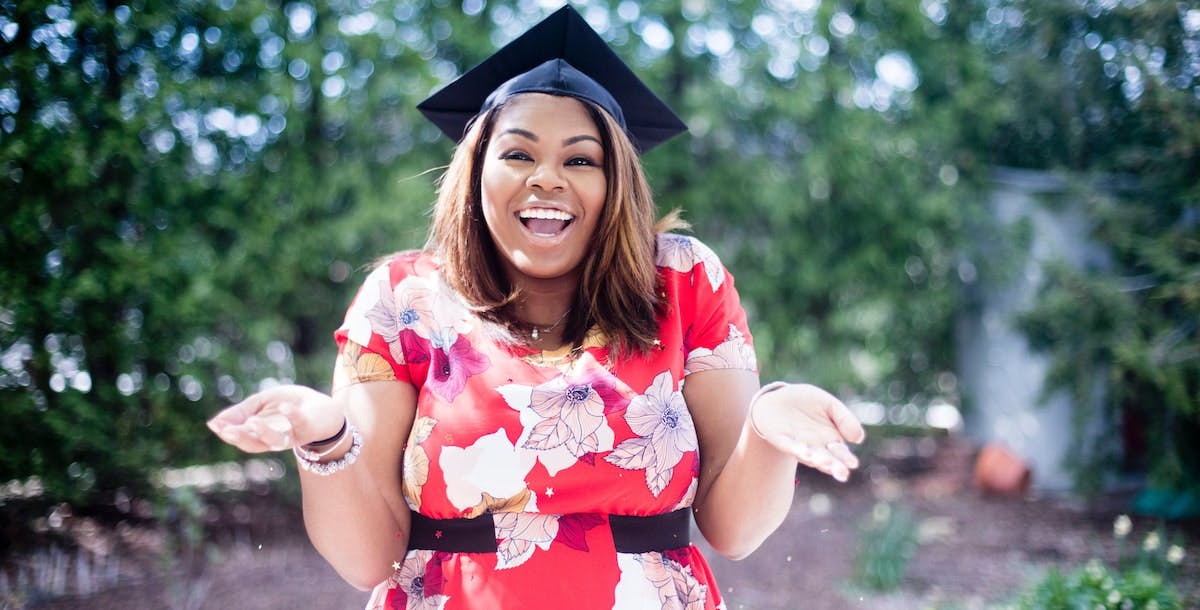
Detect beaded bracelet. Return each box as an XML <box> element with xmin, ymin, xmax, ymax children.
<box><xmin>748</xmin><ymin>381</ymin><xmax>789</xmax><ymax>439</ymax></box>
<box><xmin>294</xmin><ymin>424</ymin><xmax>362</xmax><ymax>476</ymax></box>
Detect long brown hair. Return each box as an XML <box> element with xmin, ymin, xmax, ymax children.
<box><xmin>427</xmin><ymin>94</ymin><xmax>687</xmax><ymax>355</ymax></box>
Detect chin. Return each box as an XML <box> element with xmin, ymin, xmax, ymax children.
<box><xmin>508</xmin><ymin>255</ymin><xmax>586</xmax><ymax>282</ymax></box>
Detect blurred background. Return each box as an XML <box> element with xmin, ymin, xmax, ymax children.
<box><xmin>1</xmin><ymin>0</ymin><xmax>1197</xmax><ymax>608</ymax></box>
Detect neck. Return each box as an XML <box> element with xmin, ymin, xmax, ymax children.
<box><xmin>510</xmin><ymin>277</ymin><xmax>577</xmax><ymax>343</ymax></box>
<box><xmin>509</xmin><ymin>273</ymin><xmax>577</xmax><ymax>322</ymax></box>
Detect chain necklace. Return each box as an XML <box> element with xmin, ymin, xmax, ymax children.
<box><xmin>529</xmin><ymin>309</ymin><xmax>570</xmax><ymax>341</ymax></box>
<box><xmin>522</xmin><ymin>344</ymin><xmax>585</xmax><ymax>368</ymax></box>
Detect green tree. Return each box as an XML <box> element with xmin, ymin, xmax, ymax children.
<box><xmin>985</xmin><ymin>1</ymin><xmax>1200</xmax><ymax>496</ymax></box>
<box><xmin>636</xmin><ymin>0</ymin><xmax>983</xmax><ymax>412</ymax></box>
<box><xmin>21</xmin><ymin>0</ymin><xmax>1187</xmax><ymax>513</ymax></box>
<box><xmin>1</xmin><ymin>1</ymin><xmax>984</xmax><ymax>511</ymax></box>
<box><xmin>0</xmin><ymin>0</ymin><xmax>451</xmax><ymax>507</ymax></box>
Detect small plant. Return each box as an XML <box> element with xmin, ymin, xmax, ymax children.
<box><xmin>852</xmin><ymin>502</ymin><xmax>920</xmax><ymax>591</ymax></box>
<box><xmin>156</xmin><ymin>486</ymin><xmax>209</xmax><ymax>564</ymax></box>
<box><xmin>156</xmin><ymin>487</ymin><xmax>215</xmax><ymax>610</ymax></box>
<box><xmin>1007</xmin><ymin>515</ymin><xmax>1188</xmax><ymax>610</ymax></box>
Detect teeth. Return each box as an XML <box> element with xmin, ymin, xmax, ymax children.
<box><xmin>519</xmin><ymin>208</ymin><xmax>574</xmax><ymax>221</ymax></box>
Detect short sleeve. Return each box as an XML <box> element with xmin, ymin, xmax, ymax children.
<box><xmin>331</xmin><ymin>256</ymin><xmax>415</xmax><ymax>391</ymax></box>
<box><xmin>656</xmin><ymin>234</ymin><xmax>758</xmax><ymax>376</ymax></box>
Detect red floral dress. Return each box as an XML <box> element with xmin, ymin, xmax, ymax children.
<box><xmin>333</xmin><ymin>234</ymin><xmax>757</xmax><ymax>610</ymax></box>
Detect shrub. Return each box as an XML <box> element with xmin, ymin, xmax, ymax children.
<box><xmin>1010</xmin><ymin>560</ymin><xmax>1181</xmax><ymax>610</ymax></box>
<box><xmin>1007</xmin><ymin>515</ymin><xmax>1188</xmax><ymax>610</ymax></box>
<box><xmin>852</xmin><ymin>502</ymin><xmax>920</xmax><ymax>591</ymax></box>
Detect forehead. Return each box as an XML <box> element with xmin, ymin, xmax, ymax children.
<box><xmin>491</xmin><ymin>93</ymin><xmax>602</xmax><ymax>136</ymax></box>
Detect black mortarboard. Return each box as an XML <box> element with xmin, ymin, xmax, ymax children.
<box><xmin>417</xmin><ymin>5</ymin><xmax>687</xmax><ymax>153</ymax></box>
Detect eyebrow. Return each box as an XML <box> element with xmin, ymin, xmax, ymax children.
<box><xmin>564</xmin><ymin>134</ymin><xmax>601</xmax><ymax>146</ymax></box>
<box><xmin>499</xmin><ymin>128</ymin><xmax>601</xmax><ymax>147</ymax></box>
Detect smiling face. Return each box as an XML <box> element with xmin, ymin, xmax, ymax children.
<box><xmin>479</xmin><ymin>93</ymin><xmax>608</xmax><ymax>288</ymax></box>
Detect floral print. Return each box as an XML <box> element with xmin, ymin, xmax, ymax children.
<box><xmin>333</xmin><ymin>340</ymin><xmax>397</xmax><ymax>391</ymax></box>
<box><xmin>524</xmin><ymin>376</ymin><xmax>619</xmax><ymax>452</ymax></box>
<box><xmin>499</xmin><ymin>363</ymin><xmax>628</xmax><ymax>475</ymax></box>
<box><xmin>613</xmin><ymin>552</ymin><xmax>708</xmax><ymax>610</ymax></box>
<box><xmin>644</xmin><ymin>552</ymin><xmax>708</xmax><ymax>610</ymax></box>
<box><xmin>462</xmin><ymin>489</ymin><xmax>532</xmax><ymax>519</ymax></box>
<box><xmin>684</xmin><ymin>325</ymin><xmax>757</xmax><ymax>374</ymax></box>
<box><xmin>426</xmin><ymin>333</ymin><xmax>489</xmax><ymax>402</ymax></box>
<box><xmin>606</xmin><ymin>372</ymin><xmax>698</xmax><ymax>497</ymax></box>
<box><xmin>656</xmin><ymin>234</ymin><xmax>724</xmax><ymax>292</ymax></box>
<box><xmin>494</xmin><ymin>512</ymin><xmax>560</xmax><ymax>569</ymax></box>
<box><xmin>364</xmin><ymin>276</ymin><xmax>418</xmax><ymax>366</ymax></box>
<box><xmin>334</xmin><ymin>235</ymin><xmax>755</xmax><ymax>610</ymax></box>
<box><xmin>380</xmin><ymin>550</ymin><xmax>449</xmax><ymax>610</ymax></box>
<box><xmin>438</xmin><ymin>430</ymin><xmax>538</xmax><ymax>514</ymax></box>
<box><xmin>403</xmin><ymin>417</ymin><xmax>437</xmax><ymax>510</ymax></box>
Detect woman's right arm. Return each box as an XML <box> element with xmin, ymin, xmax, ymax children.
<box><xmin>302</xmin><ymin>380</ymin><xmax>416</xmax><ymax>590</ymax></box>
<box><xmin>208</xmin><ymin>380</ymin><xmax>417</xmax><ymax>591</ymax></box>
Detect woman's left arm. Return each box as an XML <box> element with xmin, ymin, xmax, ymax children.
<box><xmin>684</xmin><ymin>369</ymin><xmax>866</xmax><ymax>560</ymax></box>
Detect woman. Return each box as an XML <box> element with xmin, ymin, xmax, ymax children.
<box><xmin>207</xmin><ymin>6</ymin><xmax>865</xmax><ymax>609</ymax></box>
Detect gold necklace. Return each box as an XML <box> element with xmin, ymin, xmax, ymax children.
<box><xmin>522</xmin><ymin>344</ymin><xmax>585</xmax><ymax>368</ymax></box>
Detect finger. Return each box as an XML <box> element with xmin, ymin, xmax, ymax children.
<box><xmin>826</xmin><ymin>441</ymin><xmax>860</xmax><ymax>470</ymax></box>
<box><xmin>790</xmin><ymin>445</ymin><xmax>850</xmax><ymax>482</ymax></box>
<box><xmin>828</xmin><ymin>400</ymin><xmax>867</xmax><ymax>444</ymax></box>
<box><xmin>207</xmin><ymin>406</ymin><xmax>240</xmax><ymax>433</ymax></box>
<box><xmin>247</xmin><ymin>415</ymin><xmax>295</xmax><ymax>451</ymax></box>
<box><xmin>213</xmin><ymin>424</ymin><xmax>275</xmax><ymax>454</ymax></box>
<box><xmin>810</xmin><ymin>446</ymin><xmax>851</xmax><ymax>482</ymax></box>
<box><xmin>207</xmin><ymin>393</ymin><xmax>267</xmax><ymax>430</ymax></box>
<box><xmin>205</xmin><ymin>416</ymin><xmax>226</xmax><ymax>436</ymax></box>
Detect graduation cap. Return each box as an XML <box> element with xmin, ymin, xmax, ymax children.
<box><xmin>417</xmin><ymin>4</ymin><xmax>687</xmax><ymax>153</ymax></box>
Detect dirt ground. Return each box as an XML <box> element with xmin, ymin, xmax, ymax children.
<box><xmin>8</xmin><ymin>435</ymin><xmax>1199</xmax><ymax>610</ymax></box>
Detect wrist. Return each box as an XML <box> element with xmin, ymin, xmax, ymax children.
<box><xmin>747</xmin><ymin>381</ymin><xmax>789</xmax><ymax>439</ymax></box>
<box><xmin>294</xmin><ymin>423</ymin><xmax>363</xmax><ymax>475</ymax></box>
<box><xmin>296</xmin><ymin>418</ymin><xmax>350</xmax><ymax>461</ymax></box>
<box><xmin>303</xmin><ymin>417</ymin><xmax>348</xmax><ymax>449</ymax></box>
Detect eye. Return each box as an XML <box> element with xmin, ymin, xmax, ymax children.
<box><xmin>566</xmin><ymin>156</ymin><xmax>598</xmax><ymax>167</ymax></box>
<box><xmin>501</xmin><ymin>150</ymin><xmax>532</xmax><ymax>162</ymax></box>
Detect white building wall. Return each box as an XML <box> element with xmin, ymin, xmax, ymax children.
<box><xmin>957</xmin><ymin>167</ymin><xmax>1112</xmax><ymax>493</ymax></box>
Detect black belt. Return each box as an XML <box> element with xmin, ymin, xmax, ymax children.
<box><xmin>408</xmin><ymin>508</ymin><xmax>691</xmax><ymax>554</ymax></box>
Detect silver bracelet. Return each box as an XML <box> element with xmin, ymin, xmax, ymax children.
<box><xmin>748</xmin><ymin>381</ymin><xmax>789</xmax><ymax>439</ymax></box>
<box><xmin>294</xmin><ymin>424</ymin><xmax>362</xmax><ymax>476</ymax></box>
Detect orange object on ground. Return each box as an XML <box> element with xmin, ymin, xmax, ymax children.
<box><xmin>973</xmin><ymin>442</ymin><xmax>1031</xmax><ymax>496</ymax></box>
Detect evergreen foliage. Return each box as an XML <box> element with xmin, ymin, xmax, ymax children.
<box><xmin>1</xmin><ymin>0</ymin><xmax>1194</xmax><ymax>510</ymax></box>
<box><xmin>994</xmin><ymin>1</ymin><xmax>1200</xmax><ymax>495</ymax></box>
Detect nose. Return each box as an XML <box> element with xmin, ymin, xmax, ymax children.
<box><xmin>527</xmin><ymin>162</ymin><xmax>566</xmax><ymax>192</ymax></box>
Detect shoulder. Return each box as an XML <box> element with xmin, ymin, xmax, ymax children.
<box><xmin>375</xmin><ymin>249</ymin><xmax>438</xmax><ymax>277</ymax></box>
<box><xmin>655</xmin><ymin>233</ymin><xmax>727</xmax><ymax>292</ymax></box>
<box><xmin>342</xmin><ymin>250</ymin><xmax>441</xmax><ymax>323</ymax></box>
<box><xmin>358</xmin><ymin>249</ymin><xmax>441</xmax><ymax>290</ymax></box>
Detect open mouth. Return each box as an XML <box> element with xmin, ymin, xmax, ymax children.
<box><xmin>518</xmin><ymin>208</ymin><xmax>575</xmax><ymax>236</ymax></box>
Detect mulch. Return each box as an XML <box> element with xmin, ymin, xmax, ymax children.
<box><xmin>8</xmin><ymin>434</ymin><xmax>1198</xmax><ymax>610</ymax></box>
